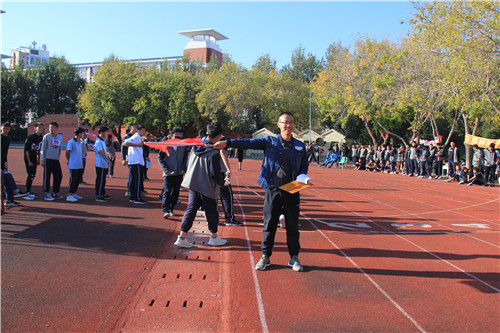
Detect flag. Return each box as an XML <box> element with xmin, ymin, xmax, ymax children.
<box><xmin>144</xmin><ymin>138</ymin><xmax>207</xmax><ymax>156</ymax></box>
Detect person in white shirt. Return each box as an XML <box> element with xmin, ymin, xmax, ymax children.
<box><xmin>123</xmin><ymin>125</ymin><xmax>146</xmax><ymax>204</ymax></box>
<box><xmin>94</xmin><ymin>126</ymin><xmax>112</xmax><ymax>202</ymax></box>
<box><xmin>65</xmin><ymin>127</ymin><xmax>85</xmax><ymax>202</ymax></box>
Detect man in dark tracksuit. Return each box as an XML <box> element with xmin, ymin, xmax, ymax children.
<box><xmin>23</xmin><ymin>123</ymin><xmax>44</xmax><ymax>198</ymax></box>
<box><xmin>215</xmin><ymin>112</ymin><xmax>309</xmax><ymax>272</ymax></box>
<box><xmin>158</xmin><ymin>128</ymin><xmax>188</xmax><ymax>218</ymax></box>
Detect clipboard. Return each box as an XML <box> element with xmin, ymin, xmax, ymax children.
<box><xmin>279</xmin><ymin>180</ymin><xmax>311</xmax><ymax>194</ymax></box>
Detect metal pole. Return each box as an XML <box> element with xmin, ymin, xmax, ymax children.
<box><xmin>309</xmin><ymin>92</ymin><xmax>312</xmax><ymax>144</ymax></box>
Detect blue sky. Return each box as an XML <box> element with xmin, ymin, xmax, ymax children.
<box><xmin>1</xmin><ymin>1</ymin><xmax>415</xmax><ymax>69</ymax></box>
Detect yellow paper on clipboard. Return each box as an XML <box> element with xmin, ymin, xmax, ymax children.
<box><xmin>279</xmin><ymin>174</ymin><xmax>312</xmax><ymax>194</ymax></box>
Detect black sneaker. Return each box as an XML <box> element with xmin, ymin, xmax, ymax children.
<box><xmin>5</xmin><ymin>200</ymin><xmax>21</xmax><ymax>207</ymax></box>
<box><xmin>102</xmin><ymin>194</ymin><xmax>112</xmax><ymax>200</ymax></box>
<box><xmin>95</xmin><ymin>196</ymin><xmax>107</xmax><ymax>202</ymax></box>
<box><xmin>134</xmin><ymin>199</ymin><xmax>147</xmax><ymax>204</ymax></box>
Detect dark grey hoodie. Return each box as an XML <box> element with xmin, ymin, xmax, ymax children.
<box><xmin>181</xmin><ymin>139</ymin><xmax>226</xmax><ymax>199</ymax></box>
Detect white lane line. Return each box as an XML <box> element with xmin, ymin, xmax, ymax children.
<box><xmin>303</xmin><ymin>213</ymin><xmax>427</xmax><ymax>333</ymax></box>
<box><xmin>316</xmin><ymin>187</ymin><xmax>500</xmax><ymax>249</ymax></box>
<box><xmin>234</xmin><ymin>179</ymin><xmax>268</xmax><ymax>333</ymax></box>
<box><xmin>310</xmin><ymin>189</ymin><xmax>500</xmax><ymax>293</ymax></box>
<box><xmin>244</xmin><ymin>184</ymin><xmax>427</xmax><ymax>331</ymax></box>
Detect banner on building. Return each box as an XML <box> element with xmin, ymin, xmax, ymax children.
<box><xmin>464</xmin><ymin>134</ymin><xmax>500</xmax><ymax>149</ymax></box>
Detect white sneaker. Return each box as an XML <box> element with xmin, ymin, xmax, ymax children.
<box><xmin>73</xmin><ymin>194</ymin><xmax>83</xmax><ymax>200</ymax></box>
<box><xmin>23</xmin><ymin>194</ymin><xmax>36</xmax><ymax>201</ymax></box>
<box><xmin>207</xmin><ymin>235</ymin><xmax>227</xmax><ymax>246</ymax></box>
<box><xmin>174</xmin><ymin>236</ymin><xmax>193</xmax><ymax>248</ymax></box>
<box><xmin>66</xmin><ymin>195</ymin><xmax>78</xmax><ymax>202</ymax></box>
<box><xmin>279</xmin><ymin>214</ymin><xmax>286</xmax><ymax>228</ymax></box>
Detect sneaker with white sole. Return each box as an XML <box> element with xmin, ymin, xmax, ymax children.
<box><xmin>23</xmin><ymin>194</ymin><xmax>36</xmax><ymax>201</ymax></box>
<box><xmin>44</xmin><ymin>193</ymin><xmax>55</xmax><ymax>201</ymax></box>
<box><xmin>207</xmin><ymin>235</ymin><xmax>227</xmax><ymax>246</ymax></box>
<box><xmin>66</xmin><ymin>195</ymin><xmax>78</xmax><ymax>202</ymax></box>
<box><xmin>174</xmin><ymin>236</ymin><xmax>193</xmax><ymax>248</ymax></box>
<box><xmin>288</xmin><ymin>255</ymin><xmax>303</xmax><ymax>272</ymax></box>
<box><xmin>5</xmin><ymin>200</ymin><xmax>21</xmax><ymax>207</ymax></box>
<box><xmin>279</xmin><ymin>214</ymin><xmax>286</xmax><ymax>228</ymax></box>
<box><xmin>255</xmin><ymin>255</ymin><xmax>271</xmax><ymax>271</ymax></box>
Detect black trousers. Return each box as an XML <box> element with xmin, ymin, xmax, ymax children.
<box><xmin>129</xmin><ymin>164</ymin><xmax>143</xmax><ymax>201</ymax></box>
<box><xmin>262</xmin><ymin>187</ymin><xmax>300</xmax><ymax>257</ymax></box>
<box><xmin>43</xmin><ymin>159</ymin><xmax>62</xmax><ymax>193</ymax></box>
<box><xmin>162</xmin><ymin>174</ymin><xmax>183</xmax><ymax>213</ymax></box>
<box><xmin>95</xmin><ymin>167</ymin><xmax>108</xmax><ymax>196</ymax></box>
<box><xmin>69</xmin><ymin>168</ymin><xmax>83</xmax><ymax>193</ymax></box>
<box><xmin>180</xmin><ymin>189</ymin><xmax>219</xmax><ymax>234</ymax></box>
<box><xmin>484</xmin><ymin>165</ymin><xmax>496</xmax><ymax>185</ymax></box>
<box><xmin>220</xmin><ymin>183</ymin><xmax>235</xmax><ymax>222</ymax></box>
<box><xmin>24</xmin><ymin>159</ymin><xmax>37</xmax><ymax>193</ymax></box>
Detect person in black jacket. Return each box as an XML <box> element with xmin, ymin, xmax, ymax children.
<box><xmin>158</xmin><ymin>128</ymin><xmax>188</xmax><ymax>218</ymax></box>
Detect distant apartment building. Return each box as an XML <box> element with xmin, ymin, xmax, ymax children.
<box><xmin>9</xmin><ymin>42</ymin><xmax>50</xmax><ymax>69</ymax></box>
<box><xmin>74</xmin><ymin>29</ymin><xmax>227</xmax><ymax>82</ymax></box>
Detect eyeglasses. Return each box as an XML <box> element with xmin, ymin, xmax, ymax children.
<box><xmin>278</xmin><ymin>121</ymin><xmax>295</xmax><ymax>125</ymax></box>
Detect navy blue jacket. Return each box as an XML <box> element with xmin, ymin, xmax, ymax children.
<box><xmin>227</xmin><ymin>135</ymin><xmax>308</xmax><ymax>189</ymax></box>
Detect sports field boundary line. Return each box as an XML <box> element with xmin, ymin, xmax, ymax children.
<box><xmin>243</xmin><ymin>184</ymin><xmax>427</xmax><ymax>331</ymax></box>
<box><xmin>234</xmin><ymin>177</ymin><xmax>269</xmax><ymax>333</ymax></box>
<box><xmin>315</xmin><ymin>184</ymin><xmax>500</xmax><ymax>248</ymax></box>
<box><xmin>303</xmin><ymin>213</ymin><xmax>427</xmax><ymax>333</ymax></box>
<box><xmin>310</xmin><ymin>189</ymin><xmax>500</xmax><ymax>293</ymax></box>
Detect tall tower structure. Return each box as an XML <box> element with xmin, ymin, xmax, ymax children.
<box><xmin>178</xmin><ymin>29</ymin><xmax>228</xmax><ymax>66</ymax></box>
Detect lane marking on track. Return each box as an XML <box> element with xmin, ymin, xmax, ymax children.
<box><xmin>451</xmin><ymin>223</ymin><xmax>491</xmax><ymax>229</ymax></box>
<box><xmin>244</xmin><ymin>183</ymin><xmax>427</xmax><ymax>331</ymax></box>
<box><xmin>302</xmin><ymin>214</ymin><xmax>427</xmax><ymax>333</ymax></box>
<box><xmin>380</xmin><ymin>197</ymin><xmax>500</xmax><ymax>221</ymax></box>
<box><xmin>234</xmin><ymin>179</ymin><xmax>269</xmax><ymax>333</ymax></box>
<box><xmin>310</xmin><ymin>189</ymin><xmax>500</xmax><ymax>293</ymax></box>
<box><xmin>316</xmin><ymin>187</ymin><xmax>500</xmax><ymax>248</ymax></box>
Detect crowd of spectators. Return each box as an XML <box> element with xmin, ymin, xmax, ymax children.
<box><xmin>321</xmin><ymin>141</ymin><xmax>499</xmax><ymax>187</ymax></box>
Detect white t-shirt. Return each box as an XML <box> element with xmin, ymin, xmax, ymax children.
<box><xmin>124</xmin><ymin>133</ymin><xmax>144</xmax><ymax>166</ymax></box>
<box><xmin>66</xmin><ymin>138</ymin><xmax>83</xmax><ymax>169</ymax></box>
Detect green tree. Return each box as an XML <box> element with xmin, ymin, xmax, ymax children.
<box><xmin>78</xmin><ymin>56</ymin><xmax>140</xmax><ymax>142</ymax></box>
<box><xmin>410</xmin><ymin>0</ymin><xmax>500</xmax><ymax>165</ymax></box>
<box><xmin>1</xmin><ymin>65</ymin><xmax>36</xmax><ymax>125</ymax></box>
<box><xmin>281</xmin><ymin>46</ymin><xmax>324</xmax><ymax>83</ymax></box>
<box><xmin>133</xmin><ymin>68</ymin><xmax>201</xmax><ymax>131</ymax></box>
<box><xmin>35</xmin><ymin>57</ymin><xmax>86</xmax><ymax>116</ymax></box>
<box><xmin>253</xmin><ymin>54</ymin><xmax>277</xmax><ymax>75</ymax></box>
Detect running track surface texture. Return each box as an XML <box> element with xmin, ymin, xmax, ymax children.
<box><xmin>1</xmin><ymin>147</ymin><xmax>499</xmax><ymax>332</ymax></box>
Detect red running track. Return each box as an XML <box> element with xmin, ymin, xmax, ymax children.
<box><xmin>2</xmin><ymin>148</ymin><xmax>499</xmax><ymax>332</ymax></box>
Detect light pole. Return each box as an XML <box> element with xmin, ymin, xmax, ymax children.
<box><xmin>309</xmin><ymin>92</ymin><xmax>313</xmax><ymax>144</ymax></box>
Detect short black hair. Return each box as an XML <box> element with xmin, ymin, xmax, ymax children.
<box><xmin>278</xmin><ymin>111</ymin><xmax>294</xmax><ymax>120</ymax></box>
<box><xmin>198</xmin><ymin>129</ymin><xmax>206</xmax><ymax>138</ymax></box>
<box><xmin>2</xmin><ymin>122</ymin><xmax>11</xmax><ymax>127</ymax></box>
<box><xmin>34</xmin><ymin>123</ymin><xmax>43</xmax><ymax>128</ymax></box>
<box><xmin>206</xmin><ymin>122</ymin><xmax>222</xmax><ymax>139</ymax></box>
<box><xmin>98</xmin><ymin>126</ymin><xmax>109</xmax><ymax>133</ymax></box>
<box><xmin>129</xmin><ymin>123</ymin><xmax>138</xmax><ymax>128</ymax></box>
<box><xmin>49</xmin><ymin>122</ymin><xmax>59</xmax><ymax>128</ymax></box>
<box><xmin>137</xmin><ymin>125</ymin><xmax>145</xmax><ymax>131</ymax></box>
<box><xmin>171</xmin><ymin>127</ymin><xmax>183</xmax><ymax>134</ymax></box>
<box><xmin>74</xmin><ymin>127</ymin><xmax>85</xmax><ymax>135</ymax></box>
